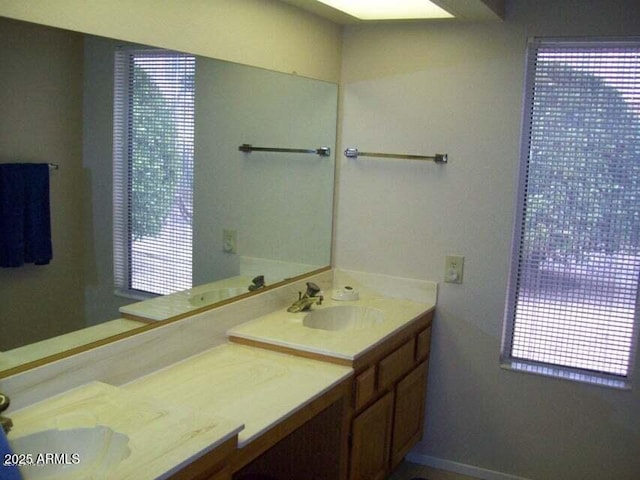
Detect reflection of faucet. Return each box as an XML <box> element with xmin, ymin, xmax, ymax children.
<box><xmin>248</xmin><ymin>275</ymin><xmax>266</xmax><ymax>292</ymax></box>
<box><xmin>0</xmin><ymin>392</ymin><xmax>12</xmax><ymax>434</ymax></box>
<box><xmin>287</xmin><ymin>282</ymin><xmax>324</xmax><ymax>312</ymax></box>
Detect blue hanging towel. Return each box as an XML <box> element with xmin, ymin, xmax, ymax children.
<box><xmin>0</xmin><ymin>427</ymin><xmax>22</xmax><ymax>479</ymax></box>
<box><xmin>0</xmin><ymin>163</ymin><xmax>52</xmax><ymax>268</ymax></box>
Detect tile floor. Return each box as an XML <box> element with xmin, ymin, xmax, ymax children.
<box><xmin>386</xmin><ymin>461</ymin><xmax>480</xmax><ymax>480</ymax></box>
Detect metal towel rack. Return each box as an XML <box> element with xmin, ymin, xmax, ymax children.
<box><xmin>344</xmin><ymin>148</ymin><xmax>448</xmax><ymax>164</ymax></box>
<box><xmin>239</xmin><ymin>144</ymin><xmax>331</xmax><ymax>157</ymax></box>
<box><xmin>48</xmin><ymin>163</ymin><xmax>59</xmax><ymax>170</ymax></box>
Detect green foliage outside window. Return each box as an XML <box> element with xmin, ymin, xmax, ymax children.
<box><xmin>522</xmin><ymin>65</ymin><xmax>640</xmax><ymax>270</ymax></box>
<box><xmin>130</xmin><ymin>65</ymin><xmax>182</xmax><ymax>240</ymax></box>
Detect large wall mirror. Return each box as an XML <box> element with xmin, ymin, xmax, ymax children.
<box><xmin>0</xmin><ymin>16</ymin><xmax>337</xmax><ymax>376</ymax></box>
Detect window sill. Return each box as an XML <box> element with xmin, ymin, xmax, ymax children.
<box><xmin>114</xmin><ymin>288</ymin><xmax>158</xmax><ymax>302</ymax></box>
<box><xmin>501</xmin><ymin>360</ymin><xmax>630</xmax><ymax>390</ymax></box>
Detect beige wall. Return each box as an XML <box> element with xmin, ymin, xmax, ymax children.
<box><xmin>0</xmin><ymin>18</ymin><xmax>86</xmax><ymax>350</ymax></box>
<box><xmin>0</xmin><ymin>0</ymin><xmax>342</xmax><ymax>83</ymax></box>
<box><xmin>3</xmin><ymin>0</ymin><xmax>640</xmax><ymax>478</ymax></box>
<box><xmin>336</xmin><ymin>1</ymin><xmax>640</xmax><ymax>479</ymax></box>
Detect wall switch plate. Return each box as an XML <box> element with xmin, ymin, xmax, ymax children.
<box><xmin>445</xmin><ymin>255</ymin><xmax>464</xmax><ymax>284</ymax></box>
<box><xmin>223</xmin><ymin>229</ymin><xmax>237</xmax><ymax>254</ymax></box>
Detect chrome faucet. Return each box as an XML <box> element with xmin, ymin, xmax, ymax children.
<box><xmin>287</xmin><ymin>282</ymin><xmax>324</xmax><ymax>313</ymax></box>
<box><xmin>0</xmin><ymin>392</ymin><xmax>12</xmax><ymax>434</ymax></box>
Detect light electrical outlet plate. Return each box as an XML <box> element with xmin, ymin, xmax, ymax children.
<box><xmin>223</xmin><ymin>229</ymin><xmax>237</xmax><ymax>254</ymax></box>
<box><xmin>445</xmin><ymin>255</ymin><xmax>464</xmax><ymax>284</ymax></box>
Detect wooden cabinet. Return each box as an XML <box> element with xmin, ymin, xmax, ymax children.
<box><xmin>416</xmin><ymin>327</ymin><xmax>432</xmax><ymax>362</ymax></box>
<box><xmin>354</xmin><ymin>365</ymin><xmax>376</xmax><ymax>411</ymax></box>
<box><xmin>391</xmin><ymin>360</ymin><xmax>429</xmax><ymax>469</ymax></box>
<box><xmin>209</xmin><ymin>466</ymin><xmax>232</xmax><ymax>480</ymax></box>
<box><xmin>168</xmin><ymin>437</ymin><xmax>236</xmax><ymax>480</ymax></box>
<box><xmin>222</xmin><ymin>307</ymin><xmax>434</xmax><ymax>480</ymax></box>
<box><xmin>349</xmin><ymin>392</ymin><xmax>394</xmax><ymax>480</ymax></box>
<box><xmin>348</xmin><ymin>310</ymin><xmax>433</xmax><ymax>480</ymax></box>
<box><xmin>232</xmin><ymin>393</ymin><xmax>350</xmax><ymax>480</ymax></box>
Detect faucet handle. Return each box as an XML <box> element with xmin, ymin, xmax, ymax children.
<box><xmin>305</xmin><ymin>282</ymin><xmax>321</xmax><ymax>297</ymax></box>
<box><xmin>0</xmin><ymin>393</ymin><xmax>9</xmax><ymax>413</ymax></box>
<box><xmin>0</xmin><ymin>393</ymin><xmax>12</xmax><ymax>434</ymax></box>
<box><xmin>248</xmin><ymin>275</ymin><xmax>266</xmax><ymax>291</ymax></box>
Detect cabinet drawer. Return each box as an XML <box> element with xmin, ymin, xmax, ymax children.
<box><xmin>378</xmin><ymin>339</ymin><xmax>415</xmax><ymax>391</ymax></box>
<box><xmin>415</xmin><ymin>327</ymin><xmax>432</xmax><ymax>361</ymax></box>
<box><xmin>354</xmin><ymin>365</ymin><xmax>376</xmax><ymax>411</ymax></box>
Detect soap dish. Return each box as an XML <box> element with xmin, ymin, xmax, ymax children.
<box><xmin>331</xmin><ymin>286</ymin><xmax>359</xmax><ymax>301</ymax></box>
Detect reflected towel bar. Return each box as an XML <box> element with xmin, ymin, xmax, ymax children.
<box><xmin>344</xmin><ymin>148</ymin><xmax>448</xmax><ymax>163</ymax></box>
<box><xmin>239</xmin><ymin>144</ymin><xmax>331</xmax><ymax>157</ymax></box>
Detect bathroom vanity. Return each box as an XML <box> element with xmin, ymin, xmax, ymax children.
<box><xmin>2</xmin><ymin>271</ymin><xmax>435</xmax><ymax>480</ymax></box>
<box><xmin>348</xmin><ymin>312</ymin><xmax>432</xmax><ymax>480</ymax></box>
<box><xmin>228</xmin><ymin>292</ymin><xmax>434</xmax><ymax>480</ymax></box>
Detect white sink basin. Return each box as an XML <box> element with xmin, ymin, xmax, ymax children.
<box><xmin>9</xmin><ymin>426</ymin><xmax>130</xmax><ymax>479</ymax></box>
<box><xmin>303</xmin><ymin>306</ymin><xmax>385</xmax><ymax>331</ymax></box>
<box><xmin>189</xmin><ymin>287</ymin><xmax>247</xmax><ymax>306</ymax></box>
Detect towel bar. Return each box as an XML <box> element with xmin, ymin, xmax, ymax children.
<box><xmin>344</xmin><ymin>148</ymin><xmax>447</xmax><ymax>163</ymax></box>
<box><xmin>239</xmin><ymin>144</ymin><xmax>331</xmax><ymax>157</ymax></box>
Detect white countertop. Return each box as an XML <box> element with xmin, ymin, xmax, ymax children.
<box><xmin>8</xmin><ymin>381</ymin><xmax>243</xmax><ymax>480</ymax></box>
<box><xmin>7</xmin><ymin>343</ymin><xmax>351</xmax><ymax>479</ymax></box>
<box><xmin>124</xmin><ymin>343</ymin><xmax>352</xmax><ymax>447</ymax></box>
<box><xmin>227</xmin><ymin>294</ymin><xmax>434</xmax><ymax>361</ymax></box>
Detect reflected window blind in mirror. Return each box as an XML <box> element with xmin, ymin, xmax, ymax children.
<box><xmin>113</xmin><ymin>49</ymin><xmax>195</xmax><ymax>297</ymax></box>
<box><xmin>502</xmin><ymin>38</ymin><xmax>640</xmax><ymax>388</ymax></box>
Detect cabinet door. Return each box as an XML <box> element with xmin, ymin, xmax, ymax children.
<box><xmin>349</xmin><ymin>391</ymin><xmax>394</xmax><ymax>480</ymax></box>
<box><xmin>390</xmin><ymin>360</ymin><xmax>429</xmax><ymax>469</ymax></box>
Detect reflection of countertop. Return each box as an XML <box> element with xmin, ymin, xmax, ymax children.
<box><xmin>227</xmin><ymin>294</ymin><xmax>435</xmax><ymax>362</ymax></box>
<box><xmin>119</xmin><ymin>276</ymin><xmax>253</xmax><ymax>321</ymax></box>
<box><xmin>124</xmin><ymin>343</ymin><xmax>352</xmax><ymax>447</ymax></box>
<box><xmin>8</xmin><ymin>381</ymin><xmax>242</xmax><ymax>480</ymax></box>
<box><xmin>117</xmin><ymin>259</ymin><xmax>330</xmax><ymax>322</ymax></box>
<box><xmin>0</xmin><ymin>319</ymin><xmax>142</xmax><ymax>371</ymax></box>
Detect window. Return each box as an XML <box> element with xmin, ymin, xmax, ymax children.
<box><xmin>502</xmin><ymin>38</ymin><xmax>640</xmax><ymax>388</ymax></box>
<box><xmin>113</xmin><ymin>49</ymin><xmax>195</xmax><ymax>297</ymax></box>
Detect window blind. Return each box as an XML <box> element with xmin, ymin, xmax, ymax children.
<box><xmin>503</xmin><ymin>38</ymin><xmax>640</xmax><ymax>387</ymax></box>
<box><xmin>113</xmin><ymin>49</ymin><xmax>195</xmax><ymax>297</ymax></box>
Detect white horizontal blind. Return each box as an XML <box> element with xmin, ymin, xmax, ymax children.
<box><xmin>113</xmin><ymin>49</ymin><xmax>195</xmax><ymax>296</ymax></box>
<box><xmin>503</xmin><ymin>38</ymin><xmax>640</xmax><ymax>386</ymax></box>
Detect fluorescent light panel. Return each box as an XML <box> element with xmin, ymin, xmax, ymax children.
<box><xmin>316</xmin><ymin>0</ymin><xmax>453</xmax><ymax>20</ymax></box>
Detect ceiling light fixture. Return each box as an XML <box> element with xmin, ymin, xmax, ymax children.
<box><xmin>316</xmin><ymin>0</ymin><xmax>454</xmax><ymax>20</ymax></box>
